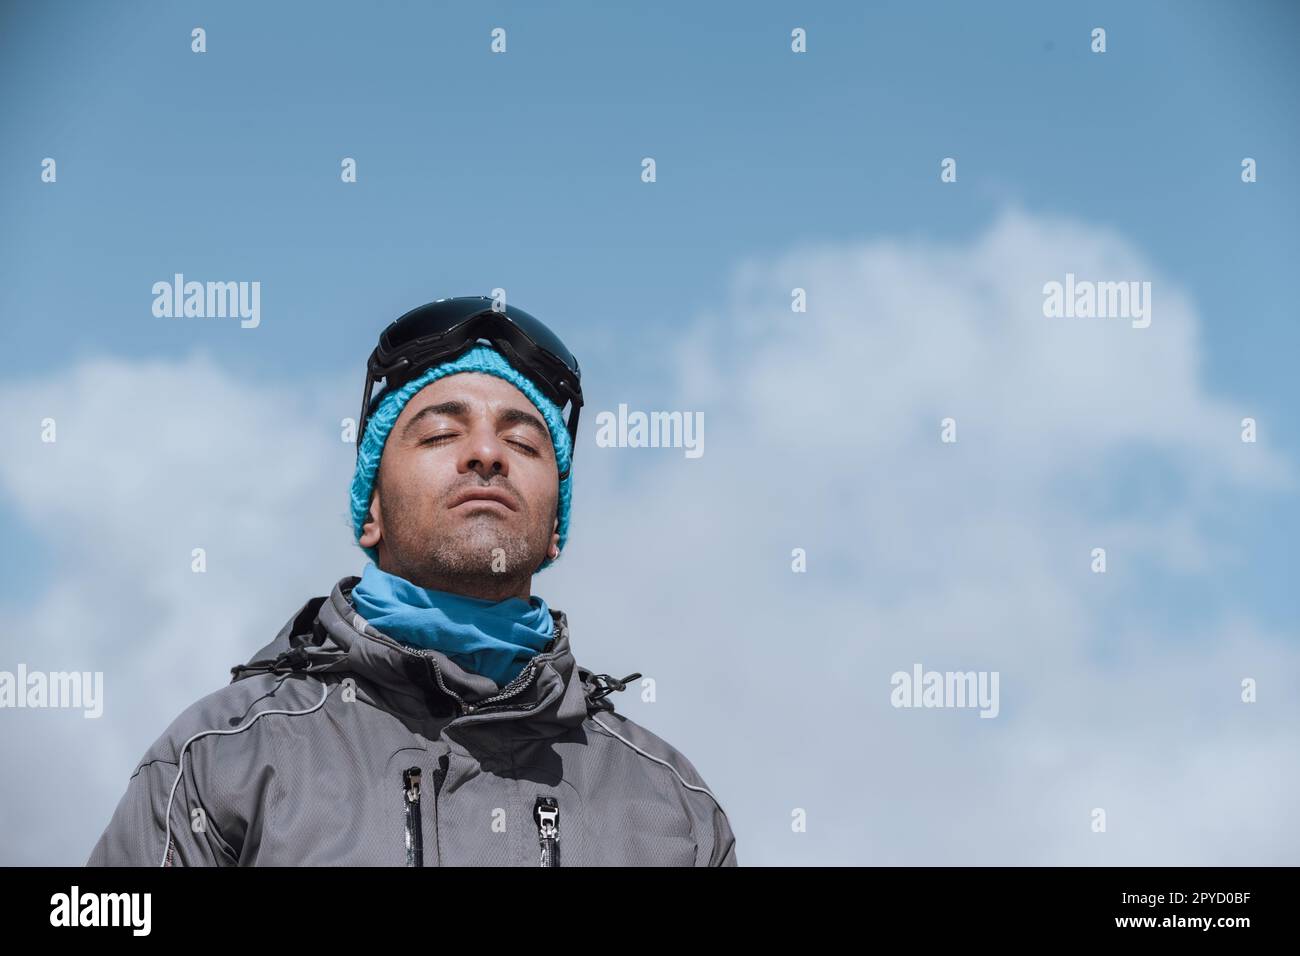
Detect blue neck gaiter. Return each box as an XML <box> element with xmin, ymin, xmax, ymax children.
<box><xmin>348</xmin><ymin>562</ymin><xmax>554</xmax><ymax>689</ymax></box>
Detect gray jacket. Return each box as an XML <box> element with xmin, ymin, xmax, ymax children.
<box><xmin>85</xmin><ymin>575</ymin><xmax>737</xmax><ymax>866</ymax></box>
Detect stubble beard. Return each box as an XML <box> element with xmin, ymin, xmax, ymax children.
<box><xmin>383</xmin><ymin>496</ymin><xmax>551</xmax><ymax>598</ymax></box>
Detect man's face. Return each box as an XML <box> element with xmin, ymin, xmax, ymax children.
<box><xmin>359</xmin><ymin>372</ymin><xmax>560</xmax><ymax>591</ymax></box>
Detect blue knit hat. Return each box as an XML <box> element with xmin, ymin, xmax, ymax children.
<box><xmin>350</xmin><ymin>343</ymin><xmax>573</xmax><ymax>571</ymax></box>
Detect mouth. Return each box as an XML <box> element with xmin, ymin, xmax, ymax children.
<box><xmin>449</xmin><ymin>489</ymin><xmax>518</xmax><ymax>512</ymax></box>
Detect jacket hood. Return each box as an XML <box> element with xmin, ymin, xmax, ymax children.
<box><xmin>232</xmin><ymin>576</ymin><xmax>632</xmax><ymax>739</ymax></box>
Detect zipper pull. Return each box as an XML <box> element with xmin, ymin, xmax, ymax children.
<box><xmin>403</xmin><ymin>767</ymin><xmax>424</xmax><ymax>867</ymax></box>
<box><xmin>533</xmin><ymin>795</ymin><xmax>560</xmax><ymax>867</ymax></box>
<box><xmin>404</xmin><ymin>767</ymin><xmax>422</xmax><ymax>799</ymax></box>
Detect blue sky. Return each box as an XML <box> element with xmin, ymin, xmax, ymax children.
<box><xmin>1</xmin><ymin>1</ymin><xmax>1297</xmax><ymax>864</ymax></box>
<box><xmin>3</xmin><ymin>1</ymin><xmax>1298</xmax><ymax>622</ymax></box>
<box><xmin>5</xmin><ymin>1</ymin><xmax>1298</xmax><ymax>377</ymax></box>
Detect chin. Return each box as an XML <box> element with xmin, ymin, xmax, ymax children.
<box><xmin>425</xmin><ymin>532</ymin><xmax>536</xmax><ymax>573</ymax></box>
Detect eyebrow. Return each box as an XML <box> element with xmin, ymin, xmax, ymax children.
<box><xmin>400</xmin><ymin>400</ymin><xmax>551</xmax><ymax>445</ymax></box>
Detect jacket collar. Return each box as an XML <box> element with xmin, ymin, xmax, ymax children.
<box><xmin>234</xmin><ymin>576</ymin><xmax>611</xmax><ymax>739</ymax></box>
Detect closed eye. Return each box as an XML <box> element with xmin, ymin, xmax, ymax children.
<box><xmin>421</xmin><ymin>433</ymin><xmax>536</xmax><ymax>454</ymax></box>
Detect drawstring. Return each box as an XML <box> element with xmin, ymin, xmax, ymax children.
<box><xmin>234</xmin><ymin>640</ymin><xmax>639</xmax><ymax>721</ymax></box>
<box><xmin>230</xmin><ymin>646</ymin><xmax>316</xmax><ymax>681</ymax></box>
<box><xmin>584</xmin><ymin>672</ymin><xmax>641</xmax><ymax>712</ymax></box>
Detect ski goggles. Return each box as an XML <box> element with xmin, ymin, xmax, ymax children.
<box><xmin>357</xmin><ymin>297</ymin><xmax>583</xmax><ymax>479</ymax></box>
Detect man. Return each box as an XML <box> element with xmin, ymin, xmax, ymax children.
<box><xmin>85</xmin><ymin>296</ymin><xmax>736</xmax><ymax>867</ymax></box>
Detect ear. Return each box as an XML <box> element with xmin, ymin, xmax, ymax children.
<box><xmin>358</xmin><ymin>482</ymin><xmax>383</xmax><ymax>549</ymax></box>
<box><xmin>548</xmin><ymin>515</ymin><xmax>560</xmax><ymax>560</ymax></box>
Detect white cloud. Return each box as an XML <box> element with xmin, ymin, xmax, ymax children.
<box><xmin>1</xmin><ymin>209</ymin><xmax>1295</xmax><ymax>864</ymax></box>
<box><xmin>558</xmin><ymin>207</ymin><xmax>1299</xmax><ymax>864</ymax></box>
<box><xmin>0</xmin><ymin>350</ymin><xmax>360</xmax><ymax>864</ymax></box>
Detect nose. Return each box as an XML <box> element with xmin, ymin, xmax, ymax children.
<box><xmin>460</xmin><ymin>420</ymin><xmax>508</xmax><ymax>480</ymax></box>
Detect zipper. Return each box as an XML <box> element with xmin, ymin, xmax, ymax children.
<box><xmin>458</xmin><ymin>657</ymin><xmax>545</xmax><ymax>715</ymax></box>
<box><xmin>402</xmin><ymin>767</ymin><xmax>423</xmax><ymax>867</ymax></box>
<box><xmin>533</xmin><ymin>795</ymin><xmax>560</xmax><ymax>867</ymax></box>
<box><xmin>437</xmin><ymin>633</ymin><xmax>558</xmax><ymax>709</ymax></box>
<box><xmin>402</xmin><ymin>757</ymin><xmax>450</xmax><ymax>867</ymax></box>
<box><xmin>352</xmin><ymin>606</ymin><xmax>555</xmax><ymax>721</ymax></box>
